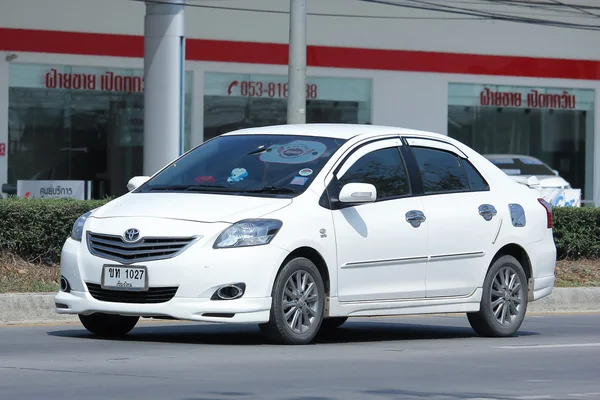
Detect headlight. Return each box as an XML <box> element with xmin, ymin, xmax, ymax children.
<box><xmin>71</xmin><ymin>211</ymin><xmax>92</xmax><ymax>242</ymax></box>
<box><xmin>213</xmin><ymin>219</ymin><xmax>282</xmax><ymax>249</ymax></box>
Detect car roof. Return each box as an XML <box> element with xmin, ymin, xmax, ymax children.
<box><xmin>220</xmin><ymin>123</ymin><xmax>449</xmax><ymax>141</ymax></box>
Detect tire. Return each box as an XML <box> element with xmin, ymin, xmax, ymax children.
<box><xmin>259</xmin><ymin>257</ymin><xmax>326</xmax><ymax>345</ymax></box>
<box><xmin>467</xmin><ymin>254</ymin><xmax>528</xmax><ymax>337</ymax></box>
<box><xmin>78</xmin><ymin>313</ymin><xmax>139</xmax><ymax>338</ymax></box>
<box><xmin>320</xmin><ymin>317</ymin><xmax>348</xmax><ymax>331</ymax></box>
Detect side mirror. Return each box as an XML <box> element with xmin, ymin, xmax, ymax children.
<box><xmin>339</xmin><ymin>183</ymin><xmax>377</xmax><ymax>204</ymax></box>
<box><xmin>553</xmin><ymin>169</ymin><xmax>560</xmax><ymax>176</ymax></box>
<box><xmin>127</xmin><ymin>176</ymin><xmax>150</xmax><ymax>192</ymax></box>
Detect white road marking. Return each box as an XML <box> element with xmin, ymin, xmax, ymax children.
<box><xmin>514</xmin><ymin>396</ymin><xmax>553</xmax><ymax>400</ymax></box>
<box><xmin>514</xmin><ymin>395</ymin><xmax>600</xmax><ymax>400</ymax></box>
<box><xmin>495</xmin><ymin>342</ymin><xmax>600</xmax><ymax>349</ymax></box>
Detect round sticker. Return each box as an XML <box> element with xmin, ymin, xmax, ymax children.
<box><xmin>259</xmin><ymin>140</ymin><xmax>327</xmax><ymax>164</ymax></box>
<box><xmin>299</xmin><ymin>168</ymin><xmax>313</xmax><ymax>177</ymax></box>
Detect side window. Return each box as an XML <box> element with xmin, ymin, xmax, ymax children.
<box><xmin>463</xmin><ymin>160</ymin><xmax>490</xmax><ymax>191</ymax></box>
<box><xmin>411</xmin><ymin>147</ymin><xmax>469</xmax><ymax>194</ymax></box>
<box><xmin>337</xmin><ymin>147</ymin><xmax>410</xmax><ymax>200</ymax></box>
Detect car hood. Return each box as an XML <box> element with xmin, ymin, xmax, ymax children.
<box><xmin>91</xmin><ymin>192</ymin><xmax>293</xmax><ymax>223</ymax></box>
<box><xmin>509</xmin><ymin>175</ymin><xmax>570</xmax><ymax>188</ymax></box>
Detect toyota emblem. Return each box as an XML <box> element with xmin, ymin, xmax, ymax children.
<box><xmin>123</xmin><ymin>228</ymin><xmax>140</xmax><ymax>242</ymax></box>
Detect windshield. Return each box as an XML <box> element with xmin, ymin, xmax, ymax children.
<box><xmin>137</xmin><ymin>134</ymin><xmax>347</xmax><ymax>197</ymax></box>
<box><xmin>487</xmin><ymin>156</ymin><xmax>555</xmax><ymax>176</ymax></box>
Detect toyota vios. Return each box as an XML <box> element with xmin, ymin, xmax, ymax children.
<box><xmin>55</xmin><ymin>124</ymin><xmax>556</xmax><ymax>345</ymax></box>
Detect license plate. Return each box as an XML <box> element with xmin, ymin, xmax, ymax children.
<box><xmin>101</xmin><ymin>265</ymin><xmax>148</xmax><ymax>291</ymax></box>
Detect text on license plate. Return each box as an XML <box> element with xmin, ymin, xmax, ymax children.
<box><xmin>102</xmin><ymin>265</ymin><xmax>148</xmax><ymax>290</ymax></box>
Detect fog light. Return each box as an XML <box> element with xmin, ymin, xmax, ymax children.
<box><xmin>211</xmin><ymin>283</ymin><xmax>246</xmax><ymax>300</ymax></box>
<box><xmin>60</xmin><ymin>276</ymin><xmax>71</xmax><ymax>293</ymax></box>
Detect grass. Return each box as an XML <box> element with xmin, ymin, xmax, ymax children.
<box><xmin>554</xmin><ymin>258</ymin><xmax>600</xmax><ymax>287</ymax></box>
<box><xmin>0</xmin><ymin>254</ymin><xmax>60</xmax><ymax>293</ymax></box>
<box><xmin>0</xmin><ymin>253</ymin><xmax>598</xmax><ymax>293</ymax></box>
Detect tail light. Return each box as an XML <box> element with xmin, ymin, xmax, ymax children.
<box><xmin>538</xmin><ymin>198</ymin><xmax>552</xmax><ymax>229</ymax></box>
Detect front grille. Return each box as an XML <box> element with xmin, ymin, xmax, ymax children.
<box><xmin>86</xmin><ymin>283</ymin><xmax>178</xmax><ymax>304</ymax></box>
<box><xmin>87</xmin><ymin>232</ymin><xmax>197</xmax><ymax>264</ymax></box>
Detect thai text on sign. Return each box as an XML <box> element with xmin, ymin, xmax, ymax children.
<box><xmin>45</xmin><ymin>69</ymin><xmax>144</xmax><ymax>94</ymax></box>
<box><xmin>0</xmin><ymin>143</ymin><xmax>5</xmax><ymax>156</ymax></box>
<box><xmin>479</xmin><ymin>87</ymin><xmax>576</xmax><ymax>109</ymax></box>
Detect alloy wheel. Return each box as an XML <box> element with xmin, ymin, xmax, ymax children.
<box><xmin>282</xmin><ymin>270</ymin><xmax>320</xmax><ymax>334</ymax></box>
<box><xmin>490</xmin><ymin>265</ymin><xmax>523</xmax><ymax>326</ymax></box>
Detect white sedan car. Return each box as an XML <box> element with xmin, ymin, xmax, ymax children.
<box><xmin>55</xmin><ymin>124</ymin><xmax>556</xmax><ymax>345</ymax></box>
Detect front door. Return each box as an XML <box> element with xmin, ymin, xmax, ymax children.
<box><xmin>331</xmin><ymin>138</ymin><xmax>428</xmax><ymax>302</ymax></box>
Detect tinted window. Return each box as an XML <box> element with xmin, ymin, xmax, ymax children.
<box><xmin>138</xmin><ymin>134</ymin><xmax>347</xmax><ymax>197</ymax></box>
<box><xmin>463</xmin><ymin>160</ymin><xmax>489</xmax><ymax>191</ymax></box>
<box><xmin>412</xmin><ymin>147</ymin><xmax>469</xmax><ymax>194</ymax></box>
<box><xmin>338</xmin><ymin>147</ymin><xmax>410</xmax><ymax>199</ymax></box>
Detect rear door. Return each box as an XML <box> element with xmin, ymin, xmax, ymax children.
<box><xmin>404</xmin><ymin>137</ymin><xmax>503</xmax><ymax>298</ymax></box>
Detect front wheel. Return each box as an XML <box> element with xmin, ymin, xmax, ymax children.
<box><xmin>467</xmin><ymin>255</ymin><xmax>528</xmax><ymax>337</ymax></box>
<box><xmin>79</xmin><ymin>313</ymin><xmax>139</xmax><ymax>338</ymax></box>
<box><xmin>259</xmin><ymin>257</ymin><xmax>325</xmax><ymax>345</ymax></box>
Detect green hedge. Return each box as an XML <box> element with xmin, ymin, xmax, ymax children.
<box><xmin>0</xmin><ymin>197</ymin><xmax>111</xmax><ymax>264</ymax></box>
<box><xmin>0</xmin><ymin>197</ymin><xmax>598</xmax><ymax>265</ymax></box>
<box><xmin>553</xmin><ymin>206</ymin><xmax>600</xmax><ymax>260</ymax></box>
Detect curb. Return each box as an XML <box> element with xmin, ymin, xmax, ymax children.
<box><xmin>526</xmin><ymin>287</ymin><xmax>600</xmax><ymax>313</ymax></box>
<box><xmin>1</xmin><ymin>288</ymin><xmax>599</xmax><ymax>325</ymax></box>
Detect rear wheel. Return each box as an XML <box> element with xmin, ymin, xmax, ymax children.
<box><xmin>467</xmin><ymin>255</ymin><xmax>528</xmax><ymax>337</ymax></box>
<box><xmin>78</xmin><ymin>313</ymin><xmax>139</xmax><ymax>338</ymax></box>
<box><xmin>259</xmin><ymin>257</ymin><xmax>325</xmax><ymax>345</ymax></box>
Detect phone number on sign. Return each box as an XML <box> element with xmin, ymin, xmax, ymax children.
<box><xmin>229</xmin><ymin>81</ymin><xmax>318</xmax><ymax>99</ymax></box>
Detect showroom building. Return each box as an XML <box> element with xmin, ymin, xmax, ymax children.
<box><xmin>0</xmin><ymin>0</ymin><xmax>599</xmax><ymax>205</ymax></box>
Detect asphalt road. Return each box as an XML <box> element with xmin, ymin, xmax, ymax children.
<box><xmin>1</xmin><ymin>313</ymin><xmax>599</xmax><ymax>400</ymax></box>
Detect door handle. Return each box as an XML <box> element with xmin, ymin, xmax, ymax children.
<box><xmin>406</xmin><ymin>210</ymin><xmax>426</xmax><ymax>227</ymax></box>
<box><xmin>478</xmin><ymin>204</ymin><xmax>497</xmax><ymax>221</ymax></box>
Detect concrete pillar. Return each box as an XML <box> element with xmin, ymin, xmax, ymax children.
<box><xmin>0</xmin><ymin>57</ymin><xmax>9</xmax><ymax>197</ymax></box>
<box><xmin>143</xmin><ymin>0</ymin><xmax>185</xmax><ymax>176</ymax></box>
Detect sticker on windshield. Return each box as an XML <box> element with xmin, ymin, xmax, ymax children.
<box><xmin>227</xmin><ymin>168</ymin><xmax>248</xmax><ymax>184</ymax></box>
<box><xmin>501</xmin><ymin>168</ymin><xmax>521</xmax><ymax>175</ymax></box>
<box><xmin>299</xmin><ymin>168</ymin><xmax>313</xmax><ymax>176</ymax></box>
<box><xmin>290</xmin><ymin>176</ymin><xmax>309</xmax><ymax>186</ymax></box>
<box><xmin>259</xmin><ymin>140</ymin><xmax>327</xmax><ymax>164</ymax></box>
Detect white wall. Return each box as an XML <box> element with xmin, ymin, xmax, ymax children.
<box><xmin>1</xmin><ymin>0</ymin><xmax>600</xmax><ymax>203</ymax></box>
<box><xmin>1</xmin><ymin>0</ymin><xmax>600</xmax><ymax>60</ymax></box>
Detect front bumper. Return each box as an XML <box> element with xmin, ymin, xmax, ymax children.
<box><xmin>55</xmin><ymin>218</ymin><xmax>290</xmax><ymax>323</ymax></box>
<box><xmin>55</xmin><ymin>290</ymin><xmax>272</xmax><ymax>323</ymax></box>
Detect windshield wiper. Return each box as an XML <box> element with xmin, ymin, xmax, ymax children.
<box><xmin>147</xmin><ymin>184</ymin><xmax>228</xmax><ymax>192</ymax></box>
<box><xmin>243</xmin><ymin>186</ymin><xmax>298</xmax><ymax>194</ymax></box>
<box><xmin>185</xmin><ymin>185</ymin><xmax>228</xmax><ymax>191</ymax></box>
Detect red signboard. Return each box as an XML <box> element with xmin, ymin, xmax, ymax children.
<box><xmin>479</xmin><ymin>87</ymin><xmax>576</xmax><ymax>109</ymax></box>
<box><xmin>0</xmin><ymin>143</ymin><xmax>5</xmax><ymax>156</ymax></box>
<box><xmin>227</xmin><ymin>80</ymin><xmax>318</xmax><ymax>99</ymax></box>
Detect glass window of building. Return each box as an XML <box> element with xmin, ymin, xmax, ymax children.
<box><xmin>7</xmin><ymin>63</ymin><xmax>193</xmax><ymax>198</ymax></box>
<box><xmin>203</xmin><ymin>72</ymin><xmax>372</xmax><ymax>141</ymax></box>
<box><xmin>447</xmin><ymin>83</ymin><xmax>595</xmax><ymax>204</ymax></box>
